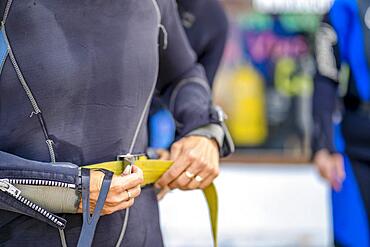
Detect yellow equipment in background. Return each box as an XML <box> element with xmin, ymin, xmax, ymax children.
<box><xmin>214</xmin><ymin>64</ymin><xmax>267</xmax><ymax>146</ymax></box>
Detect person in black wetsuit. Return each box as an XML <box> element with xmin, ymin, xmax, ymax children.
<box><xmin>313</xmin><ymin>1</ymin><xmax>370</xmax><ymax>245</ymax></box>
<box><xmin>0</xmin><ymin>0</ymin><xmax>233</xmax><ymax>246</ymax></box>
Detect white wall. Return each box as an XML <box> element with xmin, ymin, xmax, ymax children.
<box><xmin>159</xmin><ymin>164</ymin><xmax>333</xmax><ymax>247</ymax></box>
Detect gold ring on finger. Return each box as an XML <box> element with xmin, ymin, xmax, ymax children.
<box><xmin>127</xmin><ymin>190</ymin><xmax>132</xmax><ymax>199</ymax></box>
<box><xmin>185</xmin><ymin>171</ymin><xmax>195</xmax><ymax>179</ymax></box>
<box><xmin>195</xmin><ymin>175</ymin><xmax>203</xmax><ymax>182</ymax></box>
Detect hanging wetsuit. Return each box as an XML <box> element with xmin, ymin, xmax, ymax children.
<box><xmin>0</xmin><ymin>0</ymin><xmax>232</xmax><ymax>246</ymax></box>
<box><xmin>313</xmin><ymin>0</ymin><xmax>370</xmax><ymax>245</ymax></box>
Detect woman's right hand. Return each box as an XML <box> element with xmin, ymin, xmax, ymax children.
<box><xmin>78</xmin><ymin>165</ymin><xmax>144</xmax><ymax>215</ymax></box>
<box><xmin>314</xmin><ymin>149</ymin><xmax>345</xmax><ymax>192</ymax></box>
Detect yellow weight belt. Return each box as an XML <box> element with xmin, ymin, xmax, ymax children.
<box><xmin>84</xmin><ymin>157</ymin><xmax>218</xmax><ymax>247</ymax></box>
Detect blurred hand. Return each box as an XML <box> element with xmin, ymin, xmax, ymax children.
<box><xmin>314</xmin><ymin>149</ymin><xmax>345</xmax><ymax>192</ymax></box>
<box><xmin>78</xmin><ymin>165</ymin><xmax>144</xmax><ymax>215</ymax></box>
<box><xmin>155</xmin><ymin>136</ymin><xmax>220</xmax><ymax>195</ymax></box>
<box><xmin>153</xmin><ymin>149</ymin><xmax>171</xmax><ymax>200</ymax></box>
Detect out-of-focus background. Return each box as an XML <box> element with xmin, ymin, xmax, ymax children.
<box><xmin>161</xmin><ymin>0</ymin><xmax>335</xmax><ymax>246</ymax></box>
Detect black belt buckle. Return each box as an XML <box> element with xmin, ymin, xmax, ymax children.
<box><xmin>116</xmin><ymin>153</ymin><xmax>142</xmax><ymax>163</ymax></box>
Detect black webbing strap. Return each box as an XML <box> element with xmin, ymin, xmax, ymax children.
<box><xmin>77</xmin><ymin>169</ymin><xmax>113</xmax><ymax>247</ymax></box>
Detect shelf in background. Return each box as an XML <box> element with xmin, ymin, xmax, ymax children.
<box><xmin>222</xmin><ymin>151</ymin><xmax>311</xmax><ymax>164</ymax></box>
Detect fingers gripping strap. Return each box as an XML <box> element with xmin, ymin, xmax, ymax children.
<box><xmin>77</xmin><ymin>169</ymin><xmax>113</xmax><ymax>247</ymax></box>
<box><xmin>84</xmin><ymin>159</ymin><xmax>219</xmax><ymax>246</ymax></box>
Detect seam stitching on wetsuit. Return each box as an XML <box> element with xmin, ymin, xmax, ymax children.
<box><xmin>2</xmin><ymin>28</ymin><xmax>42</xmax><ymax>115</ymax></box>
<box><xmin>115</xmin><ymin>1</ymin><xmax>162</xmax><ymax>247</ymax></box>
<box><xmin>2</xmin><ymin>0</ymin><xmax>13</xmax><ymax>25</ymax></box>
<box><xmin>127</xmin><ymin>0</ymin><xmax>162</xmax><ymax>154</ymax></box>
<box><xmin>1</xmin><ymin>2</ymin><xmax>57</xmax><ymax>163</ymax></box>
<box><xmin>159</xmin><ymin>24</ymin><xmax>168</xmax><ymax>49</ymax></box>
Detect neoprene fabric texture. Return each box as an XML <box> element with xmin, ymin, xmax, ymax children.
<box><xmin>15</xmin><ymin>185</ymin><xmax>80</xmax><ymax>214</ymax></box>
<box><xmin>0</xmin><ymin>0</ymin><xmax>214</xmax><ymax>245</ymax></box>
<box><xmin>177</xmin><ymin>0</ymin><xmax>228</xmax><ymax>86</ymax></box>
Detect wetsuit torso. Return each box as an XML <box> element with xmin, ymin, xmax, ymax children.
<box><xmin>0</xmin><ymin>0</ymin><xmax>158</xmax><ymax>165</ymax></box>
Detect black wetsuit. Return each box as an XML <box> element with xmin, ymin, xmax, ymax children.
<box><xmin>0</xmin><ymin>0</ymin><xmax>219</xmax><ymax>246</ymax></box>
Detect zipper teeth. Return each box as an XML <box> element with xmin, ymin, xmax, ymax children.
<box><xmin>1</xmin><ymin>0</ymin><xmax>65</xmax><ymax>233</ymax></box>
<box><xmin>8</xmin><ymin>179</ymin><xmax>76</xmax><ymax>189</ymax></box>
<box><xmin>45</xmin><ymin>139</ymin><xmax>56</xmax><ymax>163</ymax></box>
<box><xmin>1</xmin><ymin>179</ymin><xmax>67</xmax><ymax>229</ymax></box>
<box><xmin>14</xmin><ymin>193</ymin><xmax>65</xmax><ymax>228</ymax></box>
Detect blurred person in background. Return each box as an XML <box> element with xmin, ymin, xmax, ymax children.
<box><xmin>313</xmin><ymin>0</ymin><xmax>370</xmax><ymax>245</ymax></box>
<box><xmin>148</xmin><ymin>0</ymin><xmax>233</xmax><ymax>199</ymax></box>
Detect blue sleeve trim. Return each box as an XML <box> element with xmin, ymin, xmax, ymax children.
<box><xmin>329</xmin><ymin>0</ymin><xmax>370</xmax><ymax>101</ymax></box>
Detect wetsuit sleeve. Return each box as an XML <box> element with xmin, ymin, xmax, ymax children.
<box><xmin>155</xmin><ymin>0</ymin><xmax>217</xmax><ymax>138</ymax></box>
<box><xmin>186</xmin><ymin>124</ymin><xmax>225</xmax><ymax>150</ymax></box>
<box><xmin>312</xmin><ymin>15</ymin><xmax>341</xmax><ymax>155</ymax></box>
<box><xmin>193</xmin><ymin>2</ymin><xmax>228</xmax><ymax>85</ymax></box>
<box><xmin>198</xmin><ymin>26</ymin><xmax>228</xmax><ymax>86</ymax></box>
<box><xmin>176</xmin><ymin>0</ymin><xmax>228</xmax><ymax>85</ymax></box>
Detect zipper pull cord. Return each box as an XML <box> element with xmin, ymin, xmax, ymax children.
<box><xmin>59</xmin><ymin>229</ymin><xmax>68</xmax><ymax>247</ymax></box>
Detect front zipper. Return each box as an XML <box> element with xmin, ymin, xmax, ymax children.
<box><xmin>0</xmin><ymin>178</ymin><xmax>70</xmax><ymax>229</ymax></box>
<box><xmin>7</xmin><ymin>178</ymin><xmax>76</xmax><ymax>189</ymax></box>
